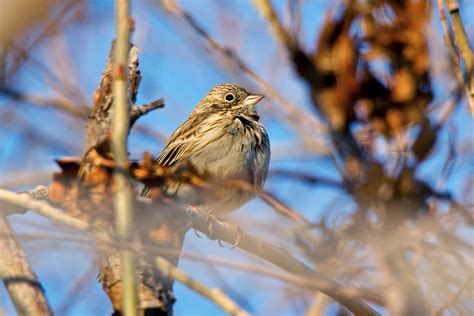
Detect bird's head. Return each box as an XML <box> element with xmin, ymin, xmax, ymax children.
<box><xmin>194</xmin><ymin>83</ymin><xmax>264</xmax><ymax>115</ymax></box>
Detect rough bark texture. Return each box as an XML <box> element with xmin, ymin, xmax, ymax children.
<box><xmin>83</xmin><ymin>42</ymin><xmax>182</xmax><ymax>315</ymax></box>
<box><xmin>85</xmin><ymin>41</ymin><xmax>141</xmax><ymax>154</ymax></box>
<box><xmin>0</xmin><ymin>215</ymin><xmax>52</xmax><ymax>316</ymax></box>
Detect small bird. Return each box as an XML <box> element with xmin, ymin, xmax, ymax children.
<box><xmin>141</xmin><ymin>83</ymin><xmax>270</xmax><ymax>214</ymax></box>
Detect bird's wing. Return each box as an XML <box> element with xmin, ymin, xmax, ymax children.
<box><xmin>141</xmin><ymin>112</ymin><xmax>227</xmax><ymax>197</ymax></box>
<box><xmin>157</xmin><ymin>112</ymin><xmax>228</xmax><ymax>167</ymax></box>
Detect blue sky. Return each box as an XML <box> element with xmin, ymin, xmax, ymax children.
<box><xmin>0</xmin><ymin>1</ymin><xmax>473</xmax><ymax>315</ymax></box>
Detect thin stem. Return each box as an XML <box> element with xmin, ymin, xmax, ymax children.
<box><xmin>155</xmin><ymin>257</ymin><xmax>248</xmax><ymax>316</ymax></box>
<box><xmin>0</xmin><ymin>188</ymin><xmax>380</xmax><ymax>315</ymax></box>
<box><xmin>444</xmin><ymin>0</ymin><xmax>474</xmax><ymax>111</ymax></box>
<box><xmin>252</xmin><ymin>0</ymin><xmax>294</xmax><ymax>49</ymax></box>
<box><xmin>113</xmin><ymin>0</ymin><xmax>138</xmax><ymax>315</ymax></box>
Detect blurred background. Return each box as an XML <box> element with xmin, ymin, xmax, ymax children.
<box><xmin>0</xmin><ymin>0</ymin><xmax>473</xmax><ymax>315</ymax></box>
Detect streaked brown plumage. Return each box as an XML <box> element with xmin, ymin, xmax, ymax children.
<box><xmin>141</xmin><ymin>83</ymin><xmax>270</xmax><ymax>214</ymax></box>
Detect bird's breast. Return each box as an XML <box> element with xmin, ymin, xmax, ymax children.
<box><xmin>189</xmin><ymin>115</ymin><xmax>268</xmax><ymax>186</ymax></box>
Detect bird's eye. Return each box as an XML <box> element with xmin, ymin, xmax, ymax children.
<box><xmin>225</xmin><ymin>93</ymin><xmax>235</xmax><ymax>102</ymax></box>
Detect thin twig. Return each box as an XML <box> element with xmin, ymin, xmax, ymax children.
<box><xmin>252</xmin><ymin>0</ymin><xmax>294</xmax><ymax>50</ymax></box>
<box><xmin>0</xmin><ymin>87</ymin><xmax>86</xmax><ymax>119</ymax></box>
<box><xmin>269</xmin><ymin>169</ymin><xmax>344</xmax><ymax>189</ymax></box>
<box><xmin>155</xmin><ymin>257</ymin><xmax>248</xmax><ymax>316</ymax></box>
<box><xmin>433</xmin><ymin>266</ymin><xmax>473</xmax><ymax>315</ymax></box>
<box><xmin>0</xmin><ymin>189</ymin><xmax>89</xmax><ymax>231</ymax></box>
<box><xmin>0</xmin><ymin>189</ymin><xmax>380</xmax><ymax>315</ymax></box>
<box><xmin>5</xmin><ymin>227</ymin><xmax>384</xmax><ymax>306</ymax></box>
<box><xmin>56</xmin><ymin>260</ymin><xmax>98</xmax><ymax>315</ymax></box>
<box><xmin>112</xmin><ymin>0</ymin><xmax>138</xmax><ymax>315</ymax></box>
<box><xmin>180</xmin><ymin>203</ymin><xmax>380</xmax><ymax>316</ymax></box>
<box><xmin>0</xmin><ymin>185</ymin><xmax>50</xmax><ymax>216</ymax></box>
<box><xmin>129</xmin><ymin>98</ymin><xmax>165</xmax><ymax>127</ymax></box>
<box><xmin>161</xmin><ymin>0</ymin><xmax>325</xmax><ymax>137</ymax></box>
<box><xmin>444</xmin><ymin>0</ymin><xmax>474</xmax><ymax>112</ymax></box>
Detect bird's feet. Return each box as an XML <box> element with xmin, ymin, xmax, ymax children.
<box><xmin>230</xmin><ymin>225</ymin><xmax>242</xmax><ymax>249</ymax></box>
<box><xmin>205</xmin><ymin>212</ymin><xmax>218</xmax><ymax>240</ymax></box>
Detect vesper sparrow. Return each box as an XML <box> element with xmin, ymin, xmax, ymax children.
<box><xmin>141</xmin><ymin>83</ymin><xmax>270</xmax><ymax>214</ymax></box>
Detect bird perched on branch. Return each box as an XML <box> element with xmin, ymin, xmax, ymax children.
<box><xmin>141</xmin><ymin>83</ymin><xmax>270</xmax><ymax>214</ymax></box>
<box><xmin>134</xmin><ymin>85</ymin><xmax>270</xmax><ymax>313</ymax></box>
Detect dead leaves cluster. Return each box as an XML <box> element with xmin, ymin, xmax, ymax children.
<box><xmin>48</xmin><ymin>150</ymin><xmax>169</xmax><ymax>226</ymax></box>
<box><xmin>313</xmin><ymin>0</ymin><xmax>434</xmax><ymax>143</ymax></box>
<box><xmin>289</xmin><ymin>0</ymin><xmax>443</xmax><ymax>219</ymax></box>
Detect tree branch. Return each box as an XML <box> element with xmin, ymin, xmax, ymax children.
<box><xmin>179</xmin><ymin>203</ymin><xmax>380</xmax><ymax>316</ymax></box>
<box><xmin>129</xmin><ymin>98</ymin><xmax>165</xmax><ymax>128</ymax></box>
<box><xmin>161</xmin><ymin>0</ymin><xmax>325</xmax><ymax>138</ymax></box>
<box><xmin>443</xmin><ymin>0</ymin><xmax>474</xmax><ymax>112</ymax></box>
<box><xmin>112</xmin><ymin>0</ymin><xmax>138</xmax><ymax>315</ymax></box>
<box><xmin>155</xmin><ymin>257</ymin><xmax>248</xmax><ymax>316</ymax></box>
<box><xmin>0</xmin><ymin>214</ymin><xmax>52</xmax><ymax>315</ymax></box>
<box><xmin>0</xmin><ymin>188</ymin><xmax>380</xmax><ymax>316</ymax></box>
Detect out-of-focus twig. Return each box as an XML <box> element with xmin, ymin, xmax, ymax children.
<box><xmin>112</xmin><ymin>0</ymin><xmax>138</xmax><ymax>315</ymax></box>
<box><xmin>0</xmin><ymin>185</ymin><xmax>49</xmax><ymax>216</ymax></box>
<box><xmin>0</xmin><ymin>188</ymin><xmax>380</xmax><ymax>316</ymax></box>
<box><xmin>5</xmin><ymin>0</ymin><xmax>83</xmax><ymax>79</ymax></box>
<box><xmin>433</xmin><ymin>270</ymin><xmax>473</xmax><ymax>315</ymax></box>
<box><xmin>180</xmin><ymin>203</ymin><xmax>380</xmax><ymax>316</ymax></box>
<box><xmin>0</xmin><ymin>170</ymin><xmax>55</xmax><ymax>190</ymax></box>
<box><xmin>0</xmin><ymin>188</ymin><xmax>88</xmax><ymax>230</ymax></box>
<box><xmin>161</xmin><ymin>0</ymin><xmax>325</xmax><ymax>137</ymax></box>
<box><xmin>252</xmin><ymin>0</ymin><xmax>294</xmax><ymax>49</ymax></box>
<box><xmin>441</xmin><ymin>0</ymin><xmax>474</xmax><ymax>112</ymax></box>
<box><xmin>223</xmin><ymin>179</ymin><xmax>311</xmax><ymax>225</ymax></box>
<box><xmin>445</xmin><ymin>0</ymin><xmax>473</xmax><ymax>81</ymax></box>
<box><xmin>56</xmin><ymin>260</ymin><xmax>98</xmax><ymax>315</ymax></box>
<box><xmin>0</xmin><ymin>87</ymin><xmax>87</xmax><ymax>118</ymax></box>
<box><xmin>155</xmin><ymin>257</ymin><xmax>248</xmax><ymax>316</ymax></box>
<box><xmin>5</xmin><ymin>228</ymin><xmax>384</xmax><ymax>306</ymax></box>
<box><xmin>269</xmin><ymin>169</ymin><xmax>344</xmax><ymax>189</ymax></box>
<box><xmin>305</xmin><ymin>293</ymin><xmax>329</xmax><ymax>316</ymax></box>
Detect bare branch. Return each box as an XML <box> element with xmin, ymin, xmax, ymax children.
<box><xmin>0</xmin><ymin>185</ymin><xmax>49</xmax><ymax>216</ymax></box>
<box><xmin>161</xmin><ymin>0</ymin><xmax>325</xmax><ymax>138</ymax></box>
<box><xmin>179</xmin><ymin>203</ymin><xmax>380</xmax><ymax>316</ymax></box>
<box><xmin>0</xmin><ymin>215</ymin><xmax>52</xmax><ymax>315</ymax></box>
<box><xmin>443</xmin><ymin>0</ymin><xmax>474</xmax><ymax>112</ymax></box>
<box><xmin>112</xmin><ymin>0</ymin><xmax>138</xmax><ymax>314</ymax></box>
<box><xmin>0</xmin><ymin>189</ymin><xmax>89</xmax><ymax>231</ymax></box>
<box><xmin>155</xmin><ymin>257</ymin><xmax>248</xmax><ymax>316</ymax></box>
<box><xmin>252</xmin><ymin>0</ymin><xmax>294</xmax><ymax>50</ymax></box>
<box><xmin>129</xmin><ymin>98</ymin><xmax>165</xmax><ymax>127</ymax></box>
<box><xmin>0</xmin><ymin>188</ymin><xmax>380</xmax><ymax>316</ymax></box>
<box><xmin>433</xmin><ymin>271</ymin><xmax>473</xmax><ymax>316</ymax></box>
<box><xmin>0</xmin><ymin>87</ymin><xmax>87</xmax><ymax>119</ymax></box>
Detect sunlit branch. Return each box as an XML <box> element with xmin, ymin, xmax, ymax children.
<box><xmin>112</xmin><ymin>0</ymin><xmax>138</xmax><ymax>315</ymax></box>
<box><xmin>0</xmin><ymin>215</ymin><xmax>52</xmax><ymax>316</ymax></box>
<box><xmin>442</xmin><ymin>0</ymin><xmax>474</xmax><ymax>112</ymax></box>
<box><xmin>155</xmin><ymin>257</ymin><xmax>248</xmax><ymax>316</ymax></box>
<box><xmin>0</xmin><ymin>188</ymin><xmax>380</xmax><ymax>315</ymax></box>
<box><xmin>160</xmin><ymin>0</ymin><xmax>325</xmax><ymax>139</ymax></box>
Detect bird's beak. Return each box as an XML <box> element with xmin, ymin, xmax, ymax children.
<box><xmin>243</xmin><ymin>94</ymin><xmax>265</xmax><ymax>106</ymax></box>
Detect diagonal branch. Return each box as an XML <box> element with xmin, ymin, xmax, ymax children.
<box><xmin>129</xmin><ymin>98</ymin><xmax>165</xmax><ymax>128</ymax></box>
<box><xmin>160</xmin><ymin>0</ymin><xmax>325</xmax><ymax>138</ymax></box>
<box><xmin>0</xmin><ymin>188</ymin><xmax>380</xmax><ymax>316</ymax></box>
<box><xmin>180</xmin><ymin>203</ymin><xmax>380</xmax><ymax>316</ymax></box>
<box><xmin>155</xmin><ymin>257</ymin><xmax>248</xmax><ymax>316</ymax></box>
<box><xmin>442</xmin><ymin>0</ymin><xmax>474</xmax><ymax>112</ymax></box>
<box><xmin>0</xmin><ymin>214</ymin><xmax>52</xmax><ymax>315</ymax></box>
